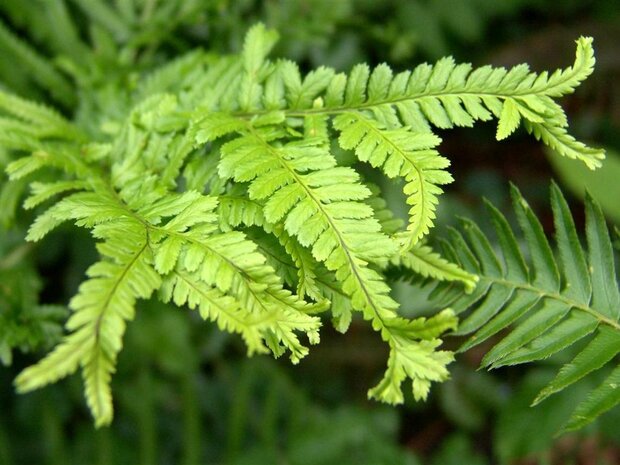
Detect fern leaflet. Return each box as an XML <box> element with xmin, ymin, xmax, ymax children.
<box><xmin>428</xmin><ymin>183</ymin><xmax>620</xmax><ymax>430</ymax></box>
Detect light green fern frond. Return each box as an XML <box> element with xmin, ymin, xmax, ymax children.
<box><xmin>16</xmin><ymin>217</ymin><xmax>161</xmax><ymax>427</ymax></box>
<box><xmin>1</xmin><ymin>22</ymin><xmax>607</xmax><ymax>428</ymax></box>
<box><xmin>429</xmin><ymin>183</ymin><xmax>620</xmax><ymax>431</ymax></box>
<box><xmin>198</xmin><ymin>108</ymin><xmax>457</xmax><ymax>404</ymax></box>
<box><xmin>209</xmin><ymin>30</ymin><xmax>602</xmax><ymax>248</ymax></box>
<box><xmin>333</xmin><ymin>111</ymin><xmax>451</xmax><ymax>248</ymax></box>
<box><xmin>264</xmin><ymin>36</ymin><xmax>601</xmax><ymax>167</ymax></box>
<box><xmin>388</xmin><ymin>243</ymin><xmax>478</xmax><ymax>292</ymax></box>
<box><xmin>217</xmin><ymin>191</ymin><xmax>355</xmax><ymax>330</ymax></box>
<box><xmin>149</xmin><ymin>191</ymin><xmax>323</xmax><ymax>363</ymax></box>
<box><xmin>0</xmin><ymin>90</ymin><xmax>82</xmax><ymax>140</ymax></box>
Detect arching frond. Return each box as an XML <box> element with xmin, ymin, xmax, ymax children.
<box><xmin>334</xmin><ymin>111</ymin><xmax>451</xmax><ymax>248</ymax></box>
<box><xmin>16</xmin><ymin>218</ymin><xmax>161</xmax><ymax>427</ymax></box>
<box><xmin>198</xmin><ymin>111</ymin><xmax>457</xmax><ymax>404</ymax></box>
<box><xmin>428</xmin><ymin>183</ymin><xmax>620</xmax><ymax>430</ymax></box>
<box><xmin>0</xmin><ymin>21</ymin><xmax>607</xmax><ymax>429</ymax></box>
<box><xmin>199</xmin><ymin>30</ymin><xmax>602</xmax><ymax>247</ymax></box>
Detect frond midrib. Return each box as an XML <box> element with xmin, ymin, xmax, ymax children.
<box><xmin>245</xmin><ymin>124</ymin><xmax>390</xmax><ymax>328</ymax></box>
<box><xmin>480</xmin><ymin>275</ymin><xmax>620</xmax><ymax>331</ymax></box>
<box><xmin>92</xmin><ymin>241</ymin><xmax>150</xmax><ymax>344</ymax></box>
<box><xmin>231</xmin><ymin>88</ymin><xmax>572</xmax><ymax>120</ymax></box>
<box><xmin>172</xmin><ymin>270</ymin><xmax>275</xmax><ymax>327</ymax></box>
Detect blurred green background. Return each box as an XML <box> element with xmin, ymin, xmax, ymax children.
<box><xmin>1</xmin><ymin>1</ymin><xmax>619</xmax><ymax>464</ymax></box>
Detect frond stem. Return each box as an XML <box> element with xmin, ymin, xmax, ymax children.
<box><xmin>483</xmin><ymin>277</ymin><xmax>620</xmax><ymax>331</ymax></box>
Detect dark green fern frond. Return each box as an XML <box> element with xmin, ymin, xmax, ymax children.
<box><xmin>0</xmin><ymin>19</ymin><xmax>75</xmax><ymax>106</ymax></box>
<box><xmin>430</xmin><ymin>183</ymin><xmax>620</xmax><ymax>430</ymax></box>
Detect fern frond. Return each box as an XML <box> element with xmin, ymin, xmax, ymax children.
<box><xmin>430</xmin><ymin>183</ymin><xmax>620</xmax><ymax>429</ymax></box>
<box><xmin>218</xmin><ymin>192</ymin><xmax>354</xmax><ymax>327</ymax></box>
<box><xmin>368</xmin><ymin>310</ymin><xmax>457</xmax><ymax>403</ymax></box>
<box><xmin>2</xmin><ymin>21</ymin><xmax>607</xmax><ymax>427</ymax></box>
<box><xmin>15</xmin><ymin>165</ymin><xmax>323</xmax><ymax>422</ymax></box>
<box><xmin>217</xmin><ymin>191</ymin><xmax>268</xmax><ymax>231</ymax></box>
<box><xmin>198</xmin><ymin>113</ymin><xmax>456</xmax><ymax>403</ymax></box>
<box><xmin>147</xmin><ymin>190</ymin><xmax>323</xmax><ymax>362</ymax></box>
<box><xmin>334</xmin><ymin>111</ymin><xmax>452</xmax><ymax>247</ymax></box>
<box><xmin>161</xmin><ymin>269</ymin><xmax>319</xmax><ymax>361</ymax></box>
<box><xmin>324</xmin><ymin>36</ymin><xmax>595</xmax><ymax>124</ymax></box>
<box><xmin>239</xmin><ymin>23</ymin><xmax>279</xmax><ymax>112</ymax></box>
<box><xmin>215</xmin><ymin>31</ymin><xmax>602</xmax><ymax>247</ymax></box>
<box><xmin>25</xmin><ymin>189</ymin><xmax>125</xmax><ymax>241</ymax></box>
<box><xmin>271</xmin><ymin>225</ymin><xmax>324</xmax><ymax>301</ymax></box>
<box><xmin>388</xmin><ymin>243</ymin><xmax>478</xmax><ymax>292</ymax></box>
<box><xmin>564</xmin><ymin>365</ymin><xmax>620</xmax><ymax>431</ymax></box>
<box><xmin>258</xmin><ymin>36</ymin><xmax>603</xmax><ymax>170</ymax></box>
<box><xmin>525</xmin><ymin>121</ymin><xmax>604</xmax><ymax>169</ymax></box>
<box><xmin>23</xmin><ymin>180</ymin><xmax>90</xmax><ymax>210</ymax></box>
<box><xmin>218</xmin><ymin>191</ymin><xmax>325</xmax><ymax>302</ymax></box>
<box><xmin>16</xmin><ymin>219</ymin><xmax>161</xmax><ymax>427</ymax></box>
<box><xmin>0</xmin><ymin>90</ymin><xmax>81</xmax><ymax>139</ymax></box>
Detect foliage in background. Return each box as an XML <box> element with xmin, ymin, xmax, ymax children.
<box><xmin>0</xmin><ymin>1</ymin><xmax>619</xmax><ymax>464</ymax></box>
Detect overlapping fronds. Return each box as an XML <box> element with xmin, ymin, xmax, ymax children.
<box><xmin>198</xmin><ymin>113</ymin><xmax>459</xmax><ymax>404</ymax></box>
<box><xmin>13</xmin><ymin>176</ymin><xmax>323</xmax><ymax>425</ymax></box>
<box><xmin>0</xmin><ymin>20</ymin><xmax>608</xmax><ymax>428</ymax></box>
<box><xmin>194</xmin><ymin>26</ymin><xmax>602</xmax><ymax>249</ymax></box>
<box><xmin>428</xmin><ymin>183</ymin><xmax>620</xmax><ymax>430</ymax></box>
<box><xmin>333</xmin><ymin>112</ymin><xmax>451</xmax><ymax>249</ymax></box>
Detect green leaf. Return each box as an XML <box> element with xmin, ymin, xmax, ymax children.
<box><xmin>511</xmin><ymin>185</ymin><xmax>560</xmax><ymax>291</ymax></box>
<box><xmin>389</xmin><ymin>243</ymin><xmax>478</xmax><ymax>292</ymax></box>
<box><xmin>496</xmin><ymin>98</ymin><xmax>521</xmax><ymax>140</ymax></box>
<box><xmin>334</xmin><ymin>112</ymin><xmax>450</xmax><ymax>247</ymax></box>
<box><xmin>563</xmin><ymin>364</ymin><xmax>620</xmax><ymax>431</ymax></box>
<box><xmin>242</xmin><ymin>23</ymin><xmax>279</xmax><ymax>75</ymax></box>
<box><xmin>549</xmin><ymin>181</ymin><xmax>591</xmax><ymax>302</ymax></box>
<box><xmin>369</xmin><ymin>337</ymin><xmax>453</xmax><ymax>404</ymax></box>
<box><xmin>534</xmin><ymin>326</ymin><xmax>620</xmax><ymax>405</ymax></box>
<box><xmin>427</xmin><ymin>184</ymin><xmax>620</xmax><ymax>429</ymax></box>
<box><xmin>17</xmin><ymin>229</ymin><xmax>161</xmax><ymax>426</ymax></box>
<box><xmin>585</xmin><ymin>192</ymin><xmax>620</xmax><ymax>321</ymax></box>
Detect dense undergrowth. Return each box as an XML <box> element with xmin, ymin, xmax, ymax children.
<box><xmin>0</xmin><ymin>1</ymin><xmax>619</xmax><ymax>464</ymax></box>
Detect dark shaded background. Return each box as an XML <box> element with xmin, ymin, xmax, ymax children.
<box><xmin>0</xmin><ymin>1</ymin><xmax>619</xmax><ymax>464</ymax></box>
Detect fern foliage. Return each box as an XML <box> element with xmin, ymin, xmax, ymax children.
<box><xmin>427</xmin><ymin>183</ymin><xmax>620</xmax><ymax>431</ymax></box>
<box><xmin>0</xmin><ymin>21</ymin><xmax>609</xmax><ymax>427</ymax></box>
<box><xmin>0</xmin><ymin>239</ymin><xmax>66</xmax><ymax>366</ymax></box>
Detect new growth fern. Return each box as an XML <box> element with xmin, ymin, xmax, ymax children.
<box><xmin>1</xmin><ymin>23</ymin><xmax>616</xmax><ymax>430</ymax></box>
